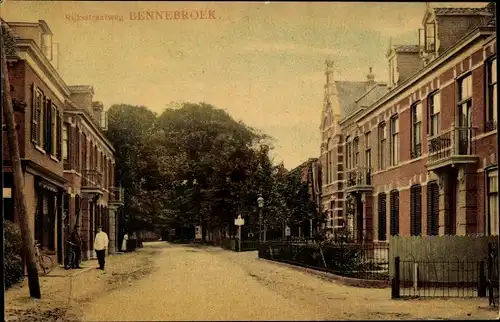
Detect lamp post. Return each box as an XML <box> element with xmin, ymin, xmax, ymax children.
<box><xmin>257</xmin><ymin>196</ymin><xmax>264</xmax><ymax>244</ymax></box>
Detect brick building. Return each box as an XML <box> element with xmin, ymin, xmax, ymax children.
<box><xmin>2</xmin><ymin>20</ymin><xmax>124</xmax><ymax>267</ymax></box>
<box><xmin>288</xmin><ymin>158</ymin><xmax>322</xmax><ymax>237</ymax></box>
<box><xmin>320</xmin><ymin>3</ymin><xmax>497</xmax><ymax>242</ymax></box>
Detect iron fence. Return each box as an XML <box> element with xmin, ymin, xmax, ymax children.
<box><xmin>391</xmin><ymin>256</ymin><xmax>489</xmax><ymax>299</ymax></box>
<box><xmin>258</xmin><ymin>241</ymin><xmax>389</xmax><ymax>280</ymax></box>
<box><xmin>488</xmin><ymin>242</ymin><xmax>499</xmax><ymax>306</ymax></box>
<box><xmin>221</xmin><ymin>238</ymin><xmax>259</xmax><ymax>252</ymax></box>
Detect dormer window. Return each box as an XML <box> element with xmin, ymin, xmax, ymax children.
<box><xmin>419</xmin><ymin>20</ymin><xmax>437</xmax><ymax>54</ymax></box>
<box><xmin>425</xmin><ymin>22</ymin><xmax>436</xmax><ymax>52</ymax></box>
<box><xmin>388</xmin><ymin>56</ymin><xmax>398</xmax><ymax>88</ymax></box>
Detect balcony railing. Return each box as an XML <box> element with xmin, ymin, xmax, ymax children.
<box><xmin>81</xmin><ymin>169</ymin><xmax>103</xmax><ymax>188</ymax></box>
<box><xmin>427</xmin><ymin>126</ymin><xmax>478</xmax><ymax>168</ymax></box>
<box><xmin>110</xmin><ymin>186</ymin><xmax>124</xmax><ymax>203</ymax></box>
<box><xmin>346</xmin><ymin>166</ymin><xmax>372</xmax><ymax>191</ymax></box>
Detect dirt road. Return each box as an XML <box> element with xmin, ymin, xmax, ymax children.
<box><xmin>81</xmin><ymin>243</ymin><xmax>497</xmax><ymax>321</ymax></box>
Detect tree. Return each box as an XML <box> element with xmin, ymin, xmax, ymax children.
<box><xmin>2</xmin><ymin>23</ymin><xmax>41</xmax><ymax>298</ymax></box>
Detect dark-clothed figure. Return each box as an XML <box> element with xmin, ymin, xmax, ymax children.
<box><xmin>70</xmin><ymin>225</ymin><xmax>82</xmax><ymax>268</ymax></box>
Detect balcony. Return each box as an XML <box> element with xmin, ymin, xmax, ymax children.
<box><xmin>345</xmin><ymin>166</ymin><xmax>373</xmax><ymax>193</ymax></box>
<box><xmin>110</xmin><ymin>186</ymin><xmax>124</xmax><ymax>205</ymax></box>
<box><xmin>81</xmin><ymin>169</ymin><xmax>103</xmax><ymax>191</ymax></box>
<box><xmin>426</xmin><ymin>126</ymin><xmax>479</xmax><ymax>172</ymax></box>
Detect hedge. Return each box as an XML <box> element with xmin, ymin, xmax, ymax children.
<box><xmin>5</xmin><ymin>220</ymin><xmax>24</xmax><ymax>289</ymax></box>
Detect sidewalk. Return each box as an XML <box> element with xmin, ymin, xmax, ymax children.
<box><xmin>5</xmin><ymin>247</ymin><xmax>160</xmax><ymax>322</ymax></box>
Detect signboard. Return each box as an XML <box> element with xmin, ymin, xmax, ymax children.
<box><xmin>195</xmin><ymin>225</ymin><xmax>202</xmax><ymax>239</ymax></box>
<box><xmin>285</xmin><ymin>226</ymin><xmax>291</xmax><ymax>236</ymax></box>
<box><xmin>234</xmin><ymin>215</ymin><xmax>244</xmax><ymax>226</ymax></box>
<box><xmin>3</xmin><ymin>188</ymin><xmax>12</xmax><ymax>199</ymax></box>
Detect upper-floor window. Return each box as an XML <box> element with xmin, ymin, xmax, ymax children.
<box><xmin>353</xmin><ymin>137</ymin><xmax>359</xmax><ymax>167</ymax></box>
<box><xmin>428</xmin><ymin>92</ymin><xmax>441</xmax><ymax>136</ymax></box>
<box><xmin>389</xmin><ymin>116</ymin><xmax>399</xmax><ymax>166</ymax></box>
<box><xmin>388</xmin><ymin>57</ymin><xmax>397</xmax><ymax>87</ymax></box>
<box><xmin>365</xmin><ymin>131</ymin><xmax>371</xmax><ymax>169</ymax></box>
<box><xmin>345</xmin><ymin>136</ymin><xmax>351</xmax><ymax>170</ymax></box>
<box><xmin>62</xmin><ymin>124</ymin><xmax>69</xmax><ymax>162</ymax></box>
<box><xmin>31</xmin><ymin>86</ymin><xmax>44</xmax><ymax>146</ymax></box>
<box><xmin>486</xmin><ymin>57</ymin><xmax>497</xmax><ymax>132</ymax></box>
<box><xmin>458</xmin><ymin>74</ymin><xmax>472</xmax><ymax>128</ymax></box>
<box><xmin>378</xmin><ymin>123</ymin><xmax>386</xmax><ymax>170</ymax></box>
<box><xmin>425</xmin><ymin>21</ymin><xmax>436</xmax><ymax>52</ymax></box>
<box><xmin>411</xmin><ymin>102</ymin><xmax>422</xmax><ymax>158</ymax></box>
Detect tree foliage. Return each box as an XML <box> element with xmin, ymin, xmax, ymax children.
<box><xmin>106</xmin><ymin>102</ymin><xmax>321</xmax><ymax>238</ymax></box>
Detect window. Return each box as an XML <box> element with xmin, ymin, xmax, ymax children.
<box><xmin>56</xmin><ymin>111</ymin><xmax>62</xmax><ymax>159</ymax></box>
<box><xmin>410</xmin><ymin>185</ymin><xmax>422</xmax><ymax>236</ymax></box>
<box><xmin>82</xmin><ymin>135</ymin><xmax>87</xmax><ymax>171</ymax></box>
<box><xmin>353</xmin><ymin>137</ymin><xmax>359</xmax><ymax>167</ymax></box>
<box><xmin>62</xmin><ymin>124</ymin><xmax>69</xmax><ymax>161</ymax></box>
<box><xmin>425</xmin><ymin>21</ymin><xmax>436</xmax><ymax>52</ymax></box>
<box><xmin>427</xmin><ymin>181</ymin><xmax>439</xmax><ymax>236</ymax></box>
<box><xmin>325</xmin><ymin>150</ymin><xmax>330</xmax><ymax>184</ymax></box>
<box><xmin>51</xmin><ymin>104</ymin><xmax>57</xmax><ymax>156</ymax></box>
<box><xmin>388</xmin><ymin>57</ymin><xmax>397</xmax><ymax>87</ymax></box>
<box><xmin>365</xmin><ymin>131</ymin><xmax>372</xmax><ymax>174</ymax></box>
<box><xmin>345</xmin><ymin>136</ymin><xmax>351</xmax><ymax>170</ymax></box>
<box><xmin>486</xmin><ymin>57</ymin><xmax>497</xmax><ymax>131</ymax></box>
<box><xmin>428</xmin><ymin>92</ymin><xmax>441</xmax><ymax>136</ymax></box>
<box><xmin>390</xmin><ymin>190</ymin><xmax>400</xmax><ymax>236</ymax></box>
<box><xmin>458</xmin><ymin>74</ymin><xmax>473</xmax><ymax>154</ymax></box>
<box><xmin>487</xmin><ymin>169</ymin><xmax>498</xmax><ymax>236</ymax></box>
<box><xmin>378</xmin><ymin>193</ymin><xmax>387</xmax><ymax>241</ymax></box>
<box><xmin>31</xmin><ymin>85</ymin><xmax>43</xmax><ymax>144</ymax></box>
<box><xmin>76</xmin><ymin>130</ymin><xmax>80</xmax><ymax>171</ymax></box>
<box><xmin>378</xmin><ymin>123</ymin><xmax>386</xmax><ymax>170</ymax></box>
<box><xmin>411</xmin><ymin>102</ymin><xmax>422</xmax><ymax>158</ymax></box>
<box><xmin>43</xmin><ymin>98</ymin><xmax>51</xmax><ymax>152</ymax></box>
<box><xmin>390</xmin><ymin>116</ymin><xmax>399</xmax><ymax>166</ymax></box>
<box><xmin>329</xmin><ymin>150</ymin><xmax>334</xmax><ymax>183</ymax></box>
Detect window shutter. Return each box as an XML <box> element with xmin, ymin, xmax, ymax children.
<box><xmin>31</xmin><ymin>84</ymin><xmax>38</xmax><ymax>143</ymax></box>
<box><xmin>411</xmin><ymin>185</ymin><xmax>422</xmax><ymax>236</ymax></box>
<box><xmin>43</xmin><ymin>98</ymin><xmax>50</xmax><ymax>151</ymax></box>
<box><xmin>57</xmin><ymin>112</ymin><xmax>62</xmax><ymax>159</ymax></box>
<box><xmin>390</xmin><ymin>190</ymin><xmax>400</xmax><ymax>236</ymax></box>
<box><xmin>427</xmin><ymin>182</ymin><xmax>439</xmax><ymax>235</ymax></box>
<box><xmin>378</xmin><ymin>193</ymin><xmax>387</xmax><ymax>241</ymax></box>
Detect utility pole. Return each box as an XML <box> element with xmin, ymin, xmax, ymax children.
<box><xmin>1</xmin><ymin>25</ymin><xmax>42</xmax><ymax>298</ymax></box>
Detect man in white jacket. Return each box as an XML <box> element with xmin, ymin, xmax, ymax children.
<box><xmin>94</xmin><ymin>226</ymin><xmax>109</xmax><ymax>270</ymax></box>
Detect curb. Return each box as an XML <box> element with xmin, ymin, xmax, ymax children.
<box><xmin>259</xmin><ymin>257</ymin><xmax>390</xmax><ymax>289</ymax></box>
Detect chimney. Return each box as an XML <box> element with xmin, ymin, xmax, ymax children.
<box><xmin>39</xmin><ymin>20</ymin><xmax>53</xmax><ymax>60</ymax></box>
<box><xmin>52</xmin><ymin>43</ymin><xmax>60</xmax><ymax>70</ymax></box>
<box><xmin>92</xmin><ymin>101</ymin><xmax>104</xmax><ymax>126</ymax></box>
<box><xmin>366</xmin><ymin>67</ymin><xmax>376</xmax><ymax>86</ymax></box>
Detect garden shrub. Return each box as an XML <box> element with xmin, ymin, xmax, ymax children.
<box><xmin>4</xmin><ymin>220</ymin><xmax>24</xmax><ymax>289</ymax></box>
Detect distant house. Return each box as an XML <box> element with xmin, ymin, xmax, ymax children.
<box><xmin>288</xmin><ymin>158</ymin><xmax>322</xmax><ymax>238</ymax></box>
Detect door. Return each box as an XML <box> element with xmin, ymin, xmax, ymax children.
<box><xmin>458</xmin><ymin>101</ymin><xmax>472</xmax><ymax>154</ymax></box>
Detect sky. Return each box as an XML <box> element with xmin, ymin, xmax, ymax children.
<box><xmin>0</xmin><ymin>1</ymin><xmax>488</xmax><ymax>169</ymax></box>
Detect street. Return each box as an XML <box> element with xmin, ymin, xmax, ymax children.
<box><xmin>80</xmin><ymin>242</ymin><xmax>497</xmax><ymax>321</ymax></box>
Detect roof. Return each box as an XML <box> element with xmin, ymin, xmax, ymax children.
<box><xmin>1</xmin><ymin>20</ymin><xmax>20</xmax><ymax>56</ymax></box>
<box><xmin>68</xmin><ymin>85</ymin><xmax>95</xmax><ymax>94</ymax></box>
<box><xmin>394</xmin><ymin>44</ymin><xmax>420</xmax><ymax>53</ymax></box>
<box><xmin>355</xmin><ymin>84</ymin><xmax>389</xmax><ymax>109</ymax></box>
<box><xmin>433</xmin><ymin>7</ymin><xmax>490</xmax><ymax>16</ymax></box>
<box><xmin>335</xmin><ymin>81</ymin><xmax>371</xmax><ymax>118</ymax></box>
<box><xmin>289</xmin><ymin>158</ymin><xmax>318</xmax><ymax>175</ymax></box>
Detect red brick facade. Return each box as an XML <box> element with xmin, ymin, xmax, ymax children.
<box><xmin>3</xmin><ymin>20</ymin><xmax>123</xmax><ymax>268</ymax></box>
<box><xmin>320</xmin><ymin>4</ymin><xmax>497</xmax><ymax>241</ymax></box>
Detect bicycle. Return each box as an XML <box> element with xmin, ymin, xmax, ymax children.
<box><xmin>65</xmin><ymin>240</ymin><xmax>77</xmax><ymax>270</ymax></box>
<box><xmin>34</xmin><ymin>242</ymin><xmax>54</xmax><ymax>276</ymax></box>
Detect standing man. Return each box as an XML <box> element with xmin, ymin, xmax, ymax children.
<box><xmin>70</xmin><ymin>225</ymin><xmax>82</xmax><ymax>269</ymax></box>
<box><xmin>94</xmin><ymin>226</ymin><xmax>109</xmax><ymax>270</ymax></box>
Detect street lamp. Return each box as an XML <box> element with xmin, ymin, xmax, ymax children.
<box><xmin>257</xmin><ymin>196</ymin><xmax>264</xmax><ymax>243</ymax></box>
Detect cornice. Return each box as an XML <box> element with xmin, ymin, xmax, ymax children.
<box><xmin>16</xmin><ymin>39</ymin><xmax>71</xmax><ymax>96</ymax></box>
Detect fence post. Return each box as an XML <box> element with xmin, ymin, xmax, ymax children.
<box><xmin>392</xmin><ymin>256</ymin><xmax>400</xmax><ymax>299</ymax></box>
<box><xmin>479</xmin><ymin>261</ymin><xmax>487</xmax><ymax>297</ymax></box>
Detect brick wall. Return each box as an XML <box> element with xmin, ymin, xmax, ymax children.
<box><xmin>335</xmin><ymin>33</ymin><xmax>497</xmax><ymax>239</ymax></box>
